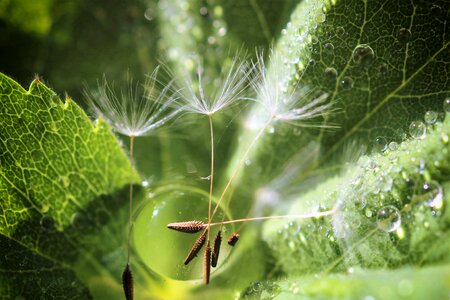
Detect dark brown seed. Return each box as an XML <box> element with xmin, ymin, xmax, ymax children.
<box><xmin>204</xmin><ymin>241</ymin><xmax>211</xmax><ymax>284</ymax></box>
<box><xmin>122</xmin><ymin>263</ymin><xmax>133</xmax><ymax>300</ymax></box>
<box><xmin>227</xmin><ymin>233</ymin><xmax>240</xmax><ymax>246</ymax></box>
<box><xmin>167</xmin><ymin>220</ymin><xmax>205</xmax><ymax>233</ymax></box>
<box><xmin>184</xmin><ymin>229</ymin><xmax>208</xmax><ymax>265</ymax></box>
<box><xmin>211</xmin><ymin>230</ymin><xmax>222</xmax><ymax>267</ymax></box>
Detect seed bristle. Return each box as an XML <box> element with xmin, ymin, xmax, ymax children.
<box><xmin>204</xmin><ymin>241</ymin><xmax>211</xmax><ymax>284</ymax></box>
<box><xmin>227</xmin><ymin>233</ymin><xmax>240</xmax><ymax>246</ymax></box>
<box><xmin>122</xmin><ymin>263</ymin><xmax>133</xmax><ymax>300</ymax></box>
<box><xmin>184</xmin><ymin>229</ymin><xmax>208</xmax><ymax>265</ymax></box>
<box><xmin>211</xmin><ymin>230</ymin><xmax>222</xmax><ymax>267</ymax></box>
<box><xmin>167</xmin><ymin>220</ymin><xmax>205</xmax><ymax>233</ymax></box>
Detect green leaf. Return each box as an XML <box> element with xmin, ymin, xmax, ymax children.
<box><xmin>262</xmin><ymin>116</ymin><xmax>449</xmax><ymax>277</ymax></box>
<box><xmin>241</xmin><ymin>265</ymin><xmax>450</xmax><ymax>299</ymax></box>
<box><xmin>228</xmin><ymin>0</ymin><xmax>449</xmax><ymax>211</ymax></box>
<box><xmin>0</xmin><ymin>73</ymin><xmax>134</xmax><ymax>299</ymax></box>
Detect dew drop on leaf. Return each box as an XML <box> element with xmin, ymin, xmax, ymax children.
<box><xmin>335</xmin><ymin>26</ymin><xmax>345</xmax><ymax>35</ymax></box>
<box><xmin>40</xmin><ymin>215</ymin><xmax>55</xmax><ymax>231</ymax></box>
<box><xmin>388</xmin><ymin>141</ymin><xmax>399</xmax><ymax>151</ymax></box>
<box><xmin>373</xmin><ymin>136</ymin><xmax>387</xmax><ymax>152</ymax></box>
<box><xmin>397</xmin><ymin>28</ymin><xmax>412</xmax><ymax>43</ymax></box>
<box><xmin>416</xmin><ymin>181</ymin><xmax>444</xmax><ymax>209</ymax></box>
<box><xmin>323</xmin><ymin>42</ymin><xmax>334</xmax><ymax>53</ymax></box>
<box><xmin>376</xmin><ymin>205</ymin><xmax>401</xmax><ymax>232</ymax></box>
<box><xmin>409</xmin><ymin>121</ymin><xmax>426</xmax><ymax>139</ymax></box>
<box><xmin>443</xmin><ymin>98</ymin><xmax>450</xmax><ymax>113</ymax></box>
<box><xmin>378</xmin><ymin>62</ymin><xmax>388</xmax><ymax>74</ymax></box>
<box><xmin>424</xmin><ymin>111</ymin><xmax>438</xmax><ymax>124</ymax></box>
<box><xmin>324</xmin><ymin>67</ymin><xmax>337</xmax><ymax>80</ymax></box>
<box><xmin>315</xmin><ymin>12</ymin><xmax>326</xmax><ymax>23</ymax></box>
<box><xmin>340</xmin><ymin>76</ymin><xmax>354</xmax><ymax>89</ymax></box>
<box><xmin>352</xmin><ymin>44</ymin><xmax>375</xmax><ymax>65</ymax></box>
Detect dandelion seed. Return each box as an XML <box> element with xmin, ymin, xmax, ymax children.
<box><xmin>167</xmin><ymin>220</ymin><xmax>204</xmax><ymax>233</ymax></box>
<box><xmin>84</xmin><ymin>67</ymin><xmax>181</xmax><ymax>137</ymax></box>
<box><xmin>175</xmin><ymin>55</ymin><xmax>252</xmax><ymax>115</ymax></box>
<box><xmin>84</xmin><ymin>67</ymin><xmax>181</xmax><ymax>299</ymax></box>
<box><xmin>211</xmin><ymin>230</ymin><xmax>222</xmax><ymax>267</ymax></box>
<box><xmin>122</xmin><ymin>263</ymin><xmax>133</xmax><ymax>300</ymax></box>
<box><xmin>184</xmin><ymin>229</ymin><xmax>208</xmax><ymax>265</ymax></box>
<box><xmin>248</xmin><ymin>51</ymin><xmax>335</xmax><ymax>128</ymax></box>
<box><xmin>227</xmin><ymin>233</ymin><xmax>240</xmax><ymax>246</ymax></box>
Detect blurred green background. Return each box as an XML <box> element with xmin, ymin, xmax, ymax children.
<box><xmin>0</xmin><ymin>0</ymin><xmax>295</xmax><ymax>106</ymax></box>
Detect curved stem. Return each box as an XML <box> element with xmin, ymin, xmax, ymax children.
<box><xmin>207</xmin><ymin>114</ymin><xmax>214</xmax><ymax>241</ymax></box>
<box><xmin>127</xmin><ymin>135</ymin><xmax>135</xmax><ymax>265</ymax></box>
<box><xmin>211</xmin><ymin>119</ymin><xmax>273</xmax><ymax>219</ymax></box>
<box><xmin>208</xmin><ymin>208</ymin><xmax>336</xmax><ymax>227</ymax></box>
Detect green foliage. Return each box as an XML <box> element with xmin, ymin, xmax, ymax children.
<box><xmin>0</xmin><ymin>74</ymin><xmax>136</xmax><ymax>299</ymax></box>
<box><xmin>261</xmin><ymin>116</ymin><xmax>449</xmax><ymax>296</ymax></box>
<box><xmin>0</xmin><ymin>0</ymin><xmax>54</xmax><ymax>36</ymax></box>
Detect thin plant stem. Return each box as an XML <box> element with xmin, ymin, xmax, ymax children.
<box><xmin>207</xmin><ymin>114</ymin><xmax>215</xmax><ymax>241</ymax></box>
<box><xmin>208</xmin><ymin>208</ymin><xmax>336</xmax><ymax>227</ymax></box>
<box><xmin>127</xmin><ymin>135</ymin><xmax>135</xmax><ymax>265</ymax></box>
<box><xmin>211</xmin><ymin>118</ymin><xmax>273</xmax><ymax>219</ymax></box>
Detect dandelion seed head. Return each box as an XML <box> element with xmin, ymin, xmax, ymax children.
<box><xmin>176</xmin><ymin>55</ymin><xmax>252</xmax><ymax>115</ymax></box>
<box><xmin>84</xmin><ymin>67</ymin><xmax>181</xmax><ymax>137</ymax></box>
<box><xmin>249</xmin><ymin>51</ymin><xmax>335</xmax><ymax>129</ymax></box>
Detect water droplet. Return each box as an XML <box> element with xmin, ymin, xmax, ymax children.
<box><xmin>378</xmin><ymin>174</ymin><xmax>393</xmax><ymax>192</ymax></box>
<box><xmin>365</xmin><ymin>208</ymin><xmax>373</xmax><ymax>218</ymax></box>
<box><xmin>141</xmin><ymin>180</ymin><xmax>149</xmax><ymax>187</ymax></box>
<box><xmin>336</xmin><ymin>26</ymin><xmax>345</xmax><ymax>35</ymax></box>
<box><xmin>133</xmin><ymin>189</ymin><xmax>233</xmax><ymax>281</ymax></box>
<box><xmin>443</xmin><ymin>98</ymin><xmax>450</xmax><ymax>113</ymax></box>
<box><xmin>144</xmin><ymin>8</ymin><xmax>155</xmax><ymax>21</ymax></box>
<box><xmin>352</xmin><ymin>44</ymin><xmax>375</xmax><ymax>65</ymax></box>
<box><xmin>376</xmin><ymin>205</ymin><xmax>401</xmax><ymax>232</ymax></box>
<box><xmin>397</xmin><ymin>28</ymin><xmax>411</xmax><ymax>43</ymax></box>
<box><xmin>388</xmin><ymin>141</ymin><xmax>399</xmax><ymax>151</ymax></box>
<box><xmin>416</xmin><ymin>181</ymin><xmax>444</xmax><ymax>209</ymax></box>
<box><xmin>409</xmin><ymin>121</ymin><xmax>426</xmax><ymax>139</ymax></box>
<box><xmin>281</xmin><ymin>29</ymin><xmax>287</xmax><ymax>35</ymax></box>
<box><xmin>245</xmin><ymin>159</ymin><xmax>252</xmax><ymax>166</ymax></box>
<box><xmin>323</xmin><ymin>42</ymin><xmax>334</xmax><ymax>52</ymax></box>
<box><xmin>315</xmin><ymin>12</ymin><xmax>326</xmax><ymax>23</ymax></box>
<box><xmin>324</xmin><ymin>67</ymin><xmax>337</xmax><ymax>80</ymax></box>
<box><xmin>340</xmin><ymin>76</ymin><xmax>354</xmax><ymax>89</ymax></box>
<box><xmin>378</xmin><ymin>63</ymin><xmax>388</xmax><ymax>74</ymax></box>
<box><xmin>40</xmin><ymin>215</ymin><xmax>55</xmax><ymax>231</ymax></box>
<box><xmin>70</xmin><ymin>212</ymin><xmax>86</xmax><ymax>230</ymax></box>
<box><xmin>267</xmin><ymin>126</ymin><xmax>275</xmax><ymax>134</ymax></box>
<box><xmin>373</xmin><ymin>136</ymin><xmax>387</xmax><ymax>152</ymax></box>
<box><xmin>424</xmin><ymin>111</ymin><xmax>438</xmax><ymax>124</ymax></box>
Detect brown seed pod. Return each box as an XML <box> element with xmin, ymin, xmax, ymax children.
<box><xmin>184</xmin><ymin>229</ymin><xmax>208</xmax><ymax>265</ymax></box>
<box><xmin>211</xmin><ymin>230</ymin><xmax>222</xmax><ymax>267</ymax></box>
<box><xmin>167</xmin><ymin>220</ymin><xmax>205</xmax><ymax>233</ymax></box>
<box><xmin>227</xmin><ymin>233</ymin><xmax>240</xmax><ymax>246</ymax></box>
<box><xmin>204</xmin><ymin>241</ymin><xmax>211</xmax><ymax>284</ymax></box>
<box><xmin>122</xmin><ymin>263</ymin><xmax>133</xmax><ymax>300</ymax></box>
